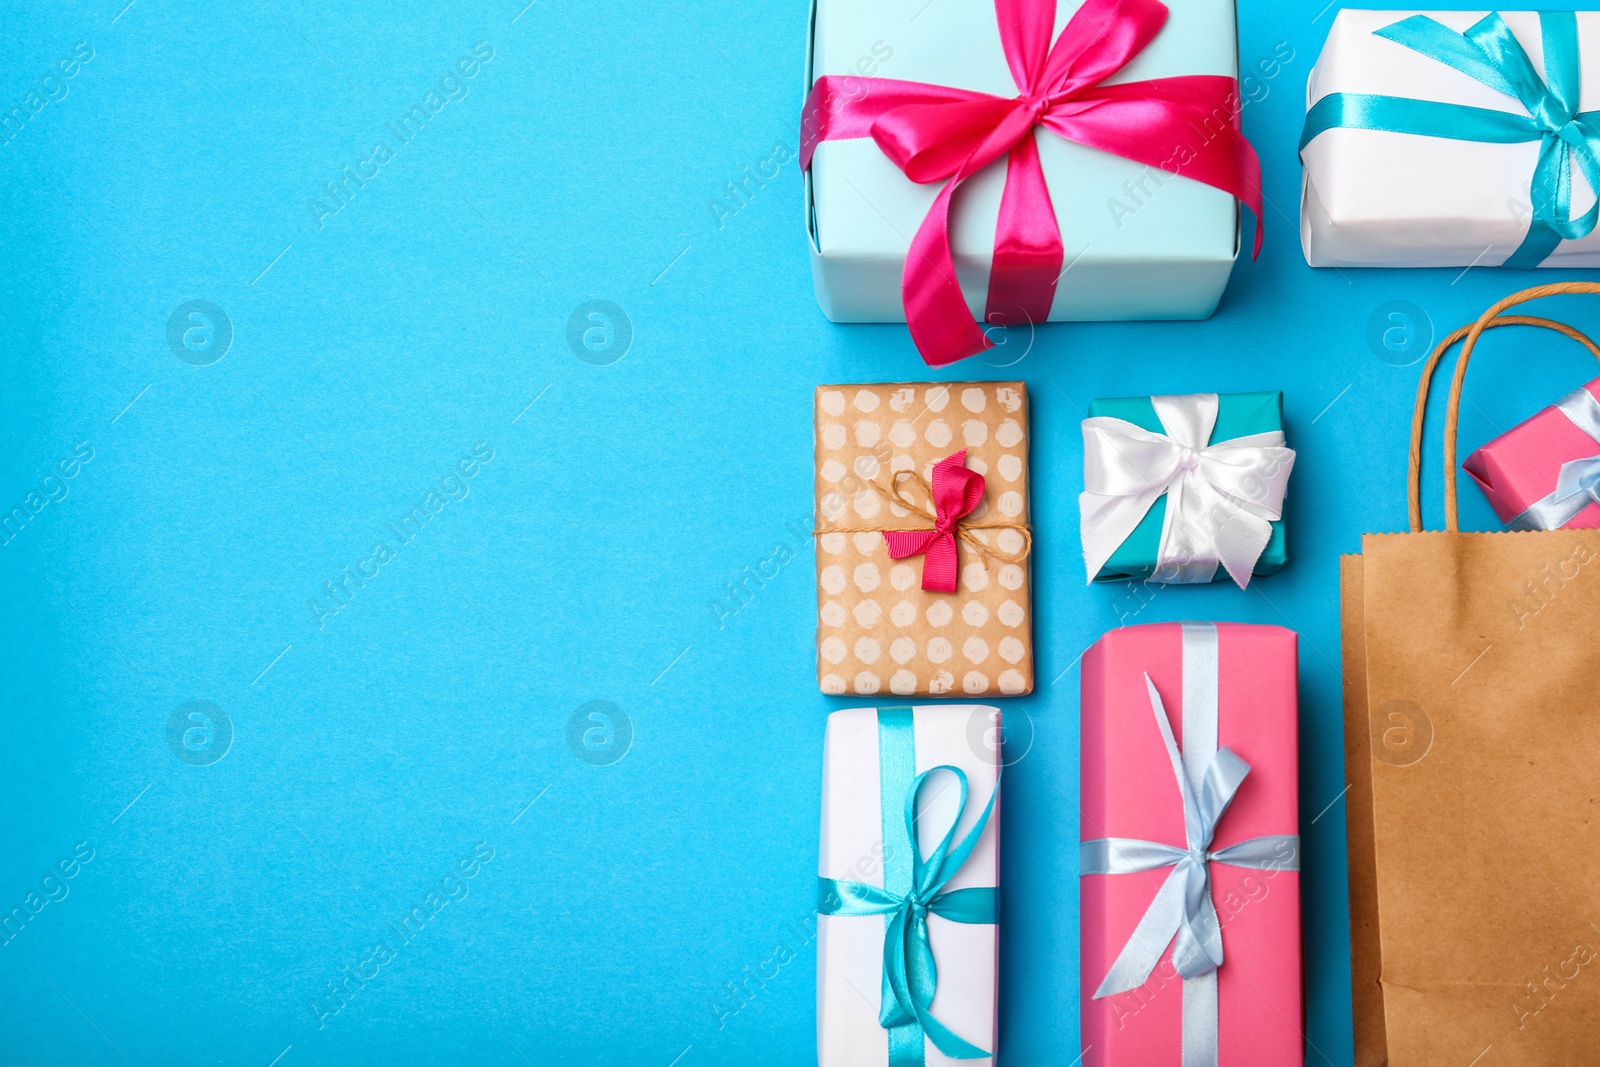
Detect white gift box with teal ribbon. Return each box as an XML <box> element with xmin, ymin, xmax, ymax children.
<box><xmin>817</xmin><ymin>705</ymin><xmax>1000</xmax><ymax>1067</ymax></box>
<box><xmin>1300</xmin><ymin>9</ymin><xmax>1600</xmax><ymax>268</ymax></box>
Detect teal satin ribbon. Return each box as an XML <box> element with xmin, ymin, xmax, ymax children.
<box><xmin>1299</xmin><ymin>11</ymin><xmax>1600</xmax><ymax>267</ymax></box>
<box><xmin>817</xmin><ymin>707</ymin><xmax>997</xmax><ymax>1066</ymax></box>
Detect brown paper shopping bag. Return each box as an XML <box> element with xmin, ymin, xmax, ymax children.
<box><xmin>1344</xmin><ymin>282</ymin><xmax>1600</xmax><ymax>1066</ymax></box>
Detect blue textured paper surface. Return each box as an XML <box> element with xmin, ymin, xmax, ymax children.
<box><xmin>5</xmin><ymin>1</ymin><xmax>1600</xmax><ymax>1064</ymax></box>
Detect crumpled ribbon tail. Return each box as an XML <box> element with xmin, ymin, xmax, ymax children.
<box><xmin>1299</xmin><ymin>11</ymin><xmax>1600</xmax><ymax>268</ymax></box>
<box><xmin>801</xmin><ymin>0</ymin><xmax>1264</xmax><ymax>365</ymax></box>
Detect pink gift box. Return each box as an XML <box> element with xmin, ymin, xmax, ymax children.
<box><xmin>1080</xmin><ymin>622</ymin><xmax>1302</xmax><ymax>1067</ymax></box>
<box><xmin>1463</xmin><ymin>378</ymin><xmax>1600</xmax><ymax>529</ymax></box>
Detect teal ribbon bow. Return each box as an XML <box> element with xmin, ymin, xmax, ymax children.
<box><xmin>817</xmin><ymin>708</ymin><xmax>997</xmax><ymax>1066</ymax></box>
<box><xmin>1300</xmin><ymin>11</ymin><xmax>1600</xmax><ymax>267</ymax></box>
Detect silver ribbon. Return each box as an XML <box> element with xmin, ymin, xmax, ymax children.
<box><xmin>1508</xmin><ymin>386</ymin><xmax>1600</xmax><ymax>531</ymax></box>
<box><xmin>1079</xmin><ymin>622</ymin><xmax>1300</xmax><ymax>1067</ymax></box>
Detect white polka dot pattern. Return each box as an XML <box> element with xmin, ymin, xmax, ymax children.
<box><xmin>812</xmin><ymin>381</ymin><xmax>1032</xmax><ymax>696</ymax></box>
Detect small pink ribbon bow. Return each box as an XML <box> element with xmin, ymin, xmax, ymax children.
<box><xmin>800</xmin><ymin>0</ymin><xmax>1264</xmax><ymax>367</ymax></box>
<box><xmin>884</xmin><ymin>451</ymin><xmax>988</xmax><ymax>592</ymax></box>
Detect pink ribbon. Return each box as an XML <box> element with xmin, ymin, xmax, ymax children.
<box><xmin>884</xmin><ymin>451</ymin><xmax>986</xmax><ymax>593</ymax></box>
<box><xmin>800</xmin><ymin>0</ymin><xmax>1264</xmax><ymax>366</ymax></box>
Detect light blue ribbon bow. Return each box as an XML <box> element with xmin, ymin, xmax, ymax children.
<box><xmin>1300</xmin><ymin>11</ymin><xmax>1600</xmax><ymax>267</ymax></box>
<box><xmin>1080</xmin><ymin>667</ymin><xmax>1298</xmax><ymax>1067</ymax></box>
<box><xmin>1511</xmin><ymin>453</ymin><xmax>1600</xmax><ymax>529</ymax></box>
<box><xmin>818</xmin><ymin>708</ymin><xmax>997</xmax><ymax>1067</ymax></box>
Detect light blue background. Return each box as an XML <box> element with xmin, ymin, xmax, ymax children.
<box><xmin>4</xmin><ymin>1</ymin><xmax>1599</xmax><ymax>1064</ymax></box>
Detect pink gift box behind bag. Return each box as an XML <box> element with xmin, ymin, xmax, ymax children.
<box><xmin>1080</xmin><ymin>622</ymin><xmax>1302</xmax><ymax>1067</ymax></box>
<box><xmin>1463</xmin><ymin>379</ymin><xmax>1600</xmax><ymax>530</ymax></box>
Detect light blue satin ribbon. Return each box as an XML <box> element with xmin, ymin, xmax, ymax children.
<box><xmin>1079</xmin><ymin>624</ymin><xmax>1299</xmax><ymax>1067</ymax></box>
<box><xmin>1299</xmin><ymin>11</ymin><xmax>1600</xmax><ymax>267</ymax></box>
<box><xmin>817</xmin><ymin>707</ymin><xmax>997</xmax><ymax>1066</ymax></box>
<box><xmin>1510</xmin><ymin>453</ymin><xmax>1600</xmax><ymax>529</ymax></box>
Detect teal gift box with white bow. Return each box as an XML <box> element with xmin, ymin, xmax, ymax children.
<box><xmin>1300</xmin><ymin>10</ymin><xmax>1600</xmax><ymax>268</ymax></box>
<box><xmin>1080</xmin><ymin>392</ymin><xmax>1294</xmax><ymax>587</ymax></box>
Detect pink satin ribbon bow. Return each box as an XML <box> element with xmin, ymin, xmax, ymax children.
<box><xmin>884</xmin><ymin>450</ymin><xmax>986</xmax><ymax>592</ymax></box>
<box><xmin>800</xmin><ymin>0</ymin><xmax>1264</xmax><ymax>367</ymax></box>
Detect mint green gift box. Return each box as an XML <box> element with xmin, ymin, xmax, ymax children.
<box><xmin>1089</xmin><ymin>391</ymin><xmax>1288</xmax><ymax>582</ymax></box>
<box><xmin>803</xmin><ymin>0</ymin><xmax>1244</xmax><ymax>324</ymax></box>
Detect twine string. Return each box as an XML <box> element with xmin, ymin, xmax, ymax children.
<box><xmin>815</xmin><ymin>465</ymin><xmax>1032</xmax><ymax>570</ymax></box>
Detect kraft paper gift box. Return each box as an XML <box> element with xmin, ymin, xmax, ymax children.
<box><xmin>817</xmin><ymin>704</ymin><xmax>1000</xmax><ymax>1067</ymax></box>
<box><xmin>1080</xmin><ymin>622</ymin><xmax>1302</xmax><ymax>1067</ymax></box>
<box><xmin>1464</xmin><ymin>376</ymin><xmax>1600</xmax><ymax>530</ymax></box>
<box><xmin>1080</xmin><ymin>392</ymin><xmax>1294</xmax><ymax>587</ymax></box>
<box><xmin>813</xmin><ymin>382</ymin><xmax>1032</xmax><ymax>698</ymax></box>
<box><xmin>803</xmin><ymin>0</ymin><xmax>1249</xmax><ymax>328</ymax></box>
<box><xmin>1300</xmin><ymin>10</ymin><xmax>1600</xmax><ymax>268</ymax></box>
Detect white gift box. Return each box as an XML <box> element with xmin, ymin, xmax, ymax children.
<box><xmin>817</xmin><ymin>705</ymin><xmax>1000</xmax><ymax>1067</ymax></box>
<box><xmin>1301</xmin><ymin>9</ymin><xmax>1600</xmax><ymax>267</ymax></box>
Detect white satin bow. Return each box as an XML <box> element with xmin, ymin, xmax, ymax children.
<box><xmin>1080</xmin><ymin>394</ymin><xmax>1295</xmax><ymax>588</ymax></box>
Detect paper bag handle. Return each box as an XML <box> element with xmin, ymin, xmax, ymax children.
<box><xmin>1409</xmin><ymin>282</ymin><xmax>1600</xmax><ymax>533</ymax></box>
